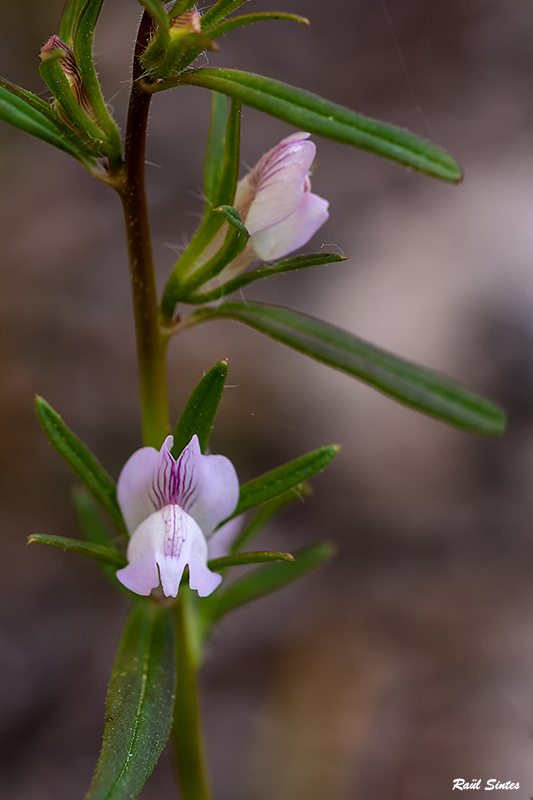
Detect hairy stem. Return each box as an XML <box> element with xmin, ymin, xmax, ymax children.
<box><xmin>118</xmin><ymin>12</ymin><xmax>169</xmax><ymax>447</ymax></box>
<box><xmin>172</xmin><ymin>591</ymin><xmax>213</xmax><ymax>800</ymax></box>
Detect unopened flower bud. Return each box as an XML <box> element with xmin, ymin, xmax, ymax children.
<box><xmin>169</xmin><ymin>10</ymin><xmax>218</xmax><ymax>51</ymax></box>
<box><xmin>40</xmin><ymin>35</ymin><xmax>95</xmax><ymax>119</ymax></box>
<box><xmin>170</xmin><ymin>10</ymin><xmax>202</xmax><ymax>36</ymax></box>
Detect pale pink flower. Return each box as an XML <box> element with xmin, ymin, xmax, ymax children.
<box><xmin>235</xmin><ymin>131</ymin><xmax>329</xmax><ymax>262</ymax></box>
<box><xmin>116</xmin><ymin>435</ymin><xmax>239</xmax><ymax>598</ymax></box>
<box><xmin>192</xmin><ymin>132</ymin><xmax>329</xmax><ymax>290</ymax></box>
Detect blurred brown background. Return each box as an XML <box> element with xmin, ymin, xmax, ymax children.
<box><xmin>1</xmin><ymin>0</ymin><xmax>533</xmax><ymax>797</ymax></box>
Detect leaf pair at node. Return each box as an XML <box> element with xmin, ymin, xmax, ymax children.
<box><xmin>31</xmin><ymin>362</ymin><xmax>338</xmax><ymax>604</ymax></box>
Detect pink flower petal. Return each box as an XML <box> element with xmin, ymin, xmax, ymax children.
<box><xmin>117</xmin><ymin>435</ymin><xmax>239</xmax><ymax>538</ymax></box>
<box><xmin>235</xmin><ymin>133</ymin><xmax>316</xmax><ymax>235</ymax></box>
<box><xmin>251</xmin><ymin>180</ymin><xmax>330</xmax><ymax>261</ymax></box>
<box><xmin>175</xmin><ymin>436</ymin><xmax>239</xmax><ymax>536</ymax></box>
<box><xmin>116</xmin><ymin>437</ymin><xmax>172</xmax><ymax>535</ymax></box>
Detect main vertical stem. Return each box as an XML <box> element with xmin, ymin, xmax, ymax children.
<box><xmin>120</xmin><ymin>12</ymin><xmax>169</xmax><ymax>447</ymax></box>
<box><xmin>173</xmin><ymin>591</ymin><xmax>213</xmax><ymax>800</ymax></box>
<box><xmin>120</xmin><ymin>14</ymin><xmax>212</xmax><ymax>800</ymax></box>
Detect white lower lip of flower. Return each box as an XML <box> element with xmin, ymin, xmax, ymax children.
<box><xmin>116</xmin><ymin>504</ymin><xmax>223</xmax><ymax>598</ymax></box>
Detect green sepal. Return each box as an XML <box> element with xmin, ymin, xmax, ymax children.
<box><xmin>208</xmin><ymin>551</ymin><xmax>294</xmax><ymax>571</ymax></box>
<box><xmin>204</xmin><ymin>91</ymin><xmax>229</xmax><ymax>208</ymax></box>
<box><xmin>230</xmin><ymin>485</ymin><xmax>311</xmax><ymax>554</ymax></box>
<box><xmin>199</xmin><ymin>0</ymin><xmax>251</xmax><ymax>31</ymax></box>
<box><xmin>73</xmin><ymin>486</ymin><xmax>123</xmax><ymax>551</ymax></box>
<box><xmin>59</xmin><ymin>0</ymin><xmax>87</xmax><ymax>45</ymax></box>
<box><xmin>39</xmin><ymin>48</ymin><xmax>108</xmax><ymax>154</ymax></box>
<box><xmin>72</xmin><ymin>487</ymin><xmax>135</xmax><ymax>597</ymax></box>
<box><xmin>177</xmin><ymin>205</ymin><xmax>249</xmax><ymax>298</ymax></box>
<box><xmin>27</xmin><ymin>534</ymin><xmax>127</xmax><ymax>568</ymax></box>
<box><xmin>144</xmin><ymin>29</ymin><xmax>217</xmax><ymax>80</ymax></box>
<box><xmin>0</xmin><ymin>78</ymin><xmax>99</xmax><ymax>168</ymax></box>
<box><xmin>172</xmin><ymin>359</ymin><xmax>229</xmax><ymax>457</ymax></box>
<box><xmin>206</xmin><ymin>12</ymin><xmax>310</xmax><ymax>40</ymax></box>
<box><xmin>35</xmin><ymin>396</ymin><xmax>127</xmax><ymax>533</ymax></box>
<box><xmin>85</xmin><ymin>603</ymin><xmax>176</xmax><ymax>800</ymax></box>
<box><xmin>72</xmin><ymin>0</ymin><xmax>123</xmax><ymax>163</ymax></box>
<box><xmin>187</xmin><ymin>253</ymin><xmax>347</xmax><ymax>305</ymax></box>
<box><xmin>210</xmin><ymin>98</ymin><xmax>241</xmax><ymax>209</ymax></box>
<box><xmin>192</xmin><ymin>301</ymin><xmax>506</xmax><ymax>436</ymax></box>
<box><xmin>161</xmin><ymin>99</ymin><xmax>241</xmax><ymax>320</ymax></box>
<box><xmin>160</xmin><ymin>68</ymin><xmax>462</xmax><ymax>183</ymax></box>
<box><xmin>223</xmin><ymin>444</ymin><xmax>339</xmax><ymax>523</ymax></box>
<box><xmin>200</xmin><ymin>542</ymin><xmax>335</xmax><ymax>627</ymax></box>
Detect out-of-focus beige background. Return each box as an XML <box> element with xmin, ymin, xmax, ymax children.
<box><xmin>1</xmin><ymin>1</ymin><xmax>533</xmax><ymax>798</ymax></box>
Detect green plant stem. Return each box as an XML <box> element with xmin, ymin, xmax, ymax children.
<box><xmin>118</xmin><ymin>12</ymin><xmax>169</xmax><ymax>447</ymax></box>
<box><xmin>172</xmin><ymin>591</ymin><xmax>213</xmax><ymax>800</ymax></box>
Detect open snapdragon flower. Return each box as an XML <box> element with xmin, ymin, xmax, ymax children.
<box><xmin>116</xmin><ymin>434</ymin><xmax>239</xmax><ymax>598</ymax></box>
<box><xmin>195</xmin><ymin>132</ymin><xmax>329</xmax><ymax>289</ymax></box>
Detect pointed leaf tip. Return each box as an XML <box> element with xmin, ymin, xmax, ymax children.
<box><xmin>172</xmin><ymin>359</ymin><xmax>229</xmax><ymax>456</ymax></box>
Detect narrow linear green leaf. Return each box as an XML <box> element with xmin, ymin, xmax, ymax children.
<box><xmin>59</xmin><ymin>0</ymin><xmax>88</xmax><ymax>45</ymax></box>
<box><xmin>202</xmin><ymin>542</ymin><xmax>335</xmax><ymax>625</ymax></box>
<box><xmin>0</xmin><ymin>81</ymin><xmax>98</xmax><ymax>167</ymax></box>
<box><xmin>161</xmin><ymin>99</ymin><xmax>241</xmax><ymax>319</ymax></box>
<box><xmin>230</xmin><ymin>484</ymin><xmax>311</xmax><ymax>554</ymax></box>
<box><xmin>138</xmin><ymin>0</ymin><xmax>170</xmax><ymax>33</ymax></box>
<box><xmin>73</xmin><ymin>0</ymin><xmax>123</xmax><ymax>160</ymax></box>
<box><xmin>224</xmin><ymin>444</ymin><xmax>339</xmax><ymax>523</ymax></box>
<box><xmin>28</xmin><ymin>534</ymin><xmax>127</xmax><ymax>568</ymax></box>
<box><xmin>212</xmin><ymin>99</ymin><xmax>241</xmax><ymax>208</ymax></box>
<box><xmin>35</xmin><ymin>396</ymin><xmax>127</xmax><ymax>532</ymax></box>
<box><xmin>172</xmin><ymin>359</ymin><xmax>229</xmax><ymax>456</ymax></box>
<box><xmin>169</xmin><ymin>0</ymin><xmax>197</xmax><ymax>19</ymax></box>
<box><xmin>204</xmin><ymin>91</ymin><xmax>229</xmax><ymax>207</ymax></box>
<box><xmin>178</xmin><ymin>206</ymin><xmax>249</xmax><ymax>297</ymax></box>
<box><xmin>73</xmin><ymin>486</ymin><xmax>123</xmax><ymax>551</ymax></box>
<box><xmin>206</xmin><ymin>12</ymin><xmax>310</xmax><ymax>40</ymax></box>
<box><xmin>85</xmin><ymin>603</ymin><xmax>176</xmax><ymax>800</ymax></box>
<box><xmin>193</xmin><ymin>301</ymin><xmax>506</xmax><ymax>436</ymax></box>
<box><xmin>208</xmin><ymin>551</ymin><xmax>294</xmax><ymax>571</ymax></box>
<box><xmin>73</xmin><ymin>487</ymin><xmax>135</xmax><ymax>597</ymax></box>
<box><xmin>200</xmin><ymin>0</ymin><xmax>251</xmax><ymax>30</ymax></box>
<box><xmin>158</xmin><ymin>68</ymin><xmax>462</xmax><ymax>183</ymax></box>
<box><xmin>188</xmin><ymin>253</ymin><xmax>347</xmax><ymax>305</ymax></box>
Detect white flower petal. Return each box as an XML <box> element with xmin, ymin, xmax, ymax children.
<box><xmin>116</xmin><ymin>503</ymin><xmax>221</xmax><ymax>598</ymax></box>
<box><xmin>188</xmin><ymin>527</ymin><xmax>223</xmax><ymax>596</ymax></box>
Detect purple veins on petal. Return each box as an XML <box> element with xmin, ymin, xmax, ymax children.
<box><xmin>116</xmin><ymin>434</ymin><xmax>239</xmax><ymax>598</ymax></box>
